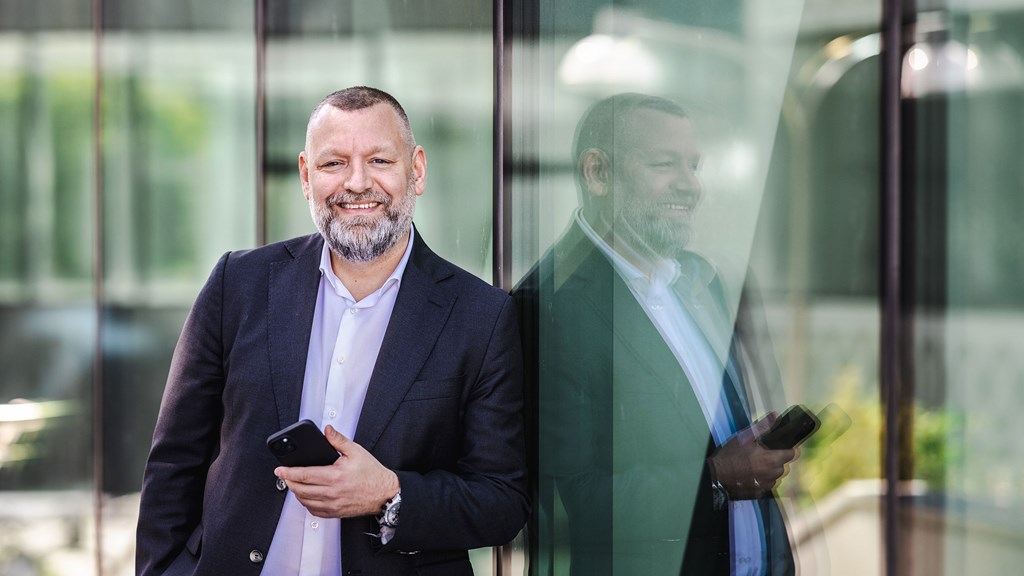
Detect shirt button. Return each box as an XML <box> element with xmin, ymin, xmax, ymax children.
<box><xmin>249</xmin><ymin>549</ymin><xmax>264</xmax><ymax>564</ymax></box>
<box><xmin>349</xmin><ymin>308</ymin><xmax>358</xmax><ymax>315</ymax></box>
<box><xmin>336</xmin><ymin>354</ymin><xmax>345</xmax><ymax>364</ymax></box>
<box><xmin>276</xmin><ymin>478</ymin><xmax>287</xmax><ymax>492</ymax></box>
<box><xmin>311</xmin><ymin>520</ymin><xmax>319</xmax><ymax>529</ymax></box>
<box><xmin>328</xmin><ymin>410</ymin><xmax>337</xmax><ymax>419</ymax></box>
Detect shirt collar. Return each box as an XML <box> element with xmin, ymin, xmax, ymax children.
<box><xmin>317</xmin><ymin>226</ymin><xmax>416</xmax><ymax>304</ymax></box>
<box><xmin>575</xmin><ymin>208</ymin><xmax>679</xmax><ymax>291</ymax></box>
<box><xmin>575</xmin><ymin>208</ymin><xmax>720</xmax><ymax>297</ymax></box>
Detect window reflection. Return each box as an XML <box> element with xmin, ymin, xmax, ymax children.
<box><xmin>509</xmin><ymin>3</ymin><xmax>884</xmax><ymax>575</ymax></box>
<box><xmin>1</xmin><ymin>0</ymin><xmax>1024</xmax><ymax>573</ymax></box>
<box><xmin>0</xmin><ymin>1</ymin><xmax>97</xmax><ymax>571</ymax></box>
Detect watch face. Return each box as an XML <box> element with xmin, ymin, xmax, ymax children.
<box><xmin>382</xmin><ymin>494</ymin><xmax>401</xmax><ymax>527</ymax></box>
<box><xmin>712</xmin><ymin>482</ymin><xmax>728</xmax><ymax>511</ymax></box>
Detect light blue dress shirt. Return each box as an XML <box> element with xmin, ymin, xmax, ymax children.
<box><xmin>263</xmin><ymin>228</ymin><xmax>415</xmax><ymax>576</ymax></box>
<box><xmin>575</xmin><ymin>210</ymin><xmax>767</xmax><ymax>576</ymax></box>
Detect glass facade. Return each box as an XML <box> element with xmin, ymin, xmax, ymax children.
<box><xmin>0</xmin><ymin>0</ymin><xmax>1022</xmax><ymax>574</ymax></box>
<box><xmin>508</xmin><ymin>2</ymin><xmax>884</xmax><ymax>574</ymax></box>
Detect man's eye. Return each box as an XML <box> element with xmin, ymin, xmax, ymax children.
<box><xmin>322</xmin><ymin>161</ymin><xmax>342</xmax><ymax>168</ymax></box>
<box><xmin>371</xmin><ymin>158</ymin><xmax>393</xmax><ymax>165</ymax></box>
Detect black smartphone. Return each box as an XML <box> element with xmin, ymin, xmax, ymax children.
<box><xmin>759</xmin><ymin>404</ymin><xmax>821</xmax><ymax>450</ymax></box>
<box><xmin>266</xmin><ymin>419</ymin><xmax>339</xmax><ymax>467</ymax></box>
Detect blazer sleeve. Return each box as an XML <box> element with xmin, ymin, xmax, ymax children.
<box><xmin>381</xmin><ymin>295</ymin><xmax>530</xmax><ymax>552</ymax></box>
<box><xmin>136</xmin><ymin>253</ymin><xmax>229</xmax><ymax>576</ymax></box>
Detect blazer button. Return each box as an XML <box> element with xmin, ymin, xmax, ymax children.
<box><xmin>249</xmin><ymin>549</ymin><xmax>264</xmax><ymax>564</ymax></box>
<box><xmin>276</xmin><ymin>478</ymin><xmax>287</xmax><ymax>492</ymax></box>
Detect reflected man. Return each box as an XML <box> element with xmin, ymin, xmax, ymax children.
<box><xmin>516</xmin><ymin>93</ymin><xmax>798</xmax><ymax>575</ymax></box>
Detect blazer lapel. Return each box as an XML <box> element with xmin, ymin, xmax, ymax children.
<box><xmin>355</xmin><ymin>232</ymin><xmax>456</xmax><ymax>451</ymax></box>
<box><xmin>267</xmin><ymin>234</ymin><xmax>323</xmax><ymax>429</ymax></box>
<box><xmin>606</xmin><ymin>277</ymin><xmax>711</xmax><ymax>441</ymax></box>
<box><xmin>568</xmin><ymin>226</ymin><xmax>710</xmax><ymax>441</ymax></box>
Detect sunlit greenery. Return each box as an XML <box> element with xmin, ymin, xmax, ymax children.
<box><xmin>788</xmin><ymin>365</ymin><xmax>963</xmax><ymax>505</ymax></box>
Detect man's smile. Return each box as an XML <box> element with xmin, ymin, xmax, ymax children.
<box><xmin>663</xmin><ymin>202</ymin><xmax>696</xmax><ymax>212</ymax></box>
<box><xmin>338</xmin><ymin>201</ymin><xmax>382</xmax><ymax>210</ymax></box>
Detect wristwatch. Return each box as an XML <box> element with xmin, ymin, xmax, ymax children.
<box><xmin>379</xmin><ymin>491</ymin><xmax>402</xmax><ymax>528</ymax></box>
<box><xmin>711</xmin><ymin>479</ymin><xmax>730</xmax><ymax>511</ymax></box>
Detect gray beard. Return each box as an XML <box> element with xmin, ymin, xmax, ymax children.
<box><xmin>616</xmin><ymin>201</ymin><xmax>694</xmax><ymax>260</ymax></box>
<box><xmin>310</xmin><ymin>185</ymin><xmax>416</xmax><ymax>263</ymax></box>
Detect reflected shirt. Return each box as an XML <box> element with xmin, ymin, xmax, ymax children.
<box><xmin>575</xmin><ymin>210</ymin><xmax>766</xmax><ymax>576</ymax></box>
<box><xmin>263</xmin><ymin>228</ymin><xmax>414</xmax><ymax>576</ymax></box>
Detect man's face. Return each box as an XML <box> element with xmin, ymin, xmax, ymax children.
<box><xmin>609</xmin><ymin>109</ymin><xmax>703</xmax><ymax>258</ymax></box>
<box><xmin>299</xmin><ymin>103</ymin><xmax>426</xmax><ymax>263</ymax></box>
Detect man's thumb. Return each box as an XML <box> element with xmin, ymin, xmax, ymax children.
<box><xmin>752</xmin><ymin>411</ymin><xmax>778</xmax><ymax>437</ymax></box>
<box><xmin>324</xmin><ymin>425</ymin><xmax>351</xmax><ymax>453</ymax></box>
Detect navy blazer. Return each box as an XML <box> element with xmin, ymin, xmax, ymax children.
<box><xmin>137</xmin><ymin>230</ymin><xmax>529</xmax><ymax>576</ymax></box>
<box><xmin>515</xmin><ymin>221</ymin><xmax>794</xmax><ymax>575</ymax></box>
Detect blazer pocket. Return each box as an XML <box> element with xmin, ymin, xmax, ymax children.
<box><xmin>403</xmin><ymin>376</ymin><xmax>463</xmax><ymax>401</ymax></box>
<box><xmin>164</xmin><ymin>524</ymin><xmax>202</xmax><ymax>575</ymax></box>
<box><xmin>186</xmin><ymin>522</ymin><xmax>203</xmax><ymax>556</ymax></box>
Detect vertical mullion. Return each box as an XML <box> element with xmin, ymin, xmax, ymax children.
<box><xmin>91</xmin><ymin>0</ymin><xmax>105</xmax><ymax>573</ymax></box>
<box><xmin>255</xmin><ymin>0</ymin><xmax>267</xmax><ymax>247</ymax></box>
<box><xmin>492</xmin><ymin>1</ymin><xmax>507</xmax><ymax>571</ymax></box>
<box><xmin>492</xmin><ymin>1</ymin><xmax>517</xmax><ymax>574</ymax></box>
<box><xmin>492</xmin><ymin>0</ymin><xmax>508</xmax><ymax>292</ymax></box>
<box><xmin>880</xmin><ymin>0</ymin><xmax>912</xmax><ymax>572</ymax></box>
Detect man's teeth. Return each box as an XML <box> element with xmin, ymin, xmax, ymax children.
<box><xmin>342</xmin><ymin>202</ymin><xmax>378</xmax><ymax>209</ymax></box>
<box><xmin>665</xmin><ymin>204</ymin><xmax>692</xmax><ymax>211</ymax></box>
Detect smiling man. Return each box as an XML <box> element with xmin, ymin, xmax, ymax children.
<box><xmin>137</xmin><ymin>86</ymin><xmax>528</xmax><ymax>576</ymax></box>
<box><xmin>515</xmin><ymin>93</ymin><xmax>798</xmax><ymax>575</ymax></box>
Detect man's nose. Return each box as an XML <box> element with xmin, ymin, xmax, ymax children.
<box><xmin>344</xmin><ymin>162</ymin><xmax>372</xmax><ymax>192</ymax></box>
<box><xmin>675</xmin><ymin>166</ymin><xmax>703</xmax><ymax>195</ymax></box>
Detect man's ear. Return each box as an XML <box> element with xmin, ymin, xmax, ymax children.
<box><xmin>579</xmin><ymin>148</ymin><xmax>611</xmax><ymax>198</ymax></box>
<box><xmin>298</xmin><ymin>151</ymin><xmax>311</xmax><ymax>201</ymax></box>
<box><xmin>411</xmin><ymin>145</ymin><xmax>427</xmax><ymax>197</ymax></box>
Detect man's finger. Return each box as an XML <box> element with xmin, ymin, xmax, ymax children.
<box><xmin>324</xmin><ymin>424</ymin><xmax>354</xmax><ymax>454</ymax></box>
<box><xmin>274</xmin><ymin>465</ymin><xmax>308</xmax><ymax>482</ymax></box>
<box><xmin>751</xmin><ymin>411</ymin><xmax>778</xmax><ymax>437</ymax></box>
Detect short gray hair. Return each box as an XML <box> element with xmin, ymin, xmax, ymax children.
<box><xmin>306</xmin><ymin>86</ymin><xmax>416</xmax><ymax>154</ymax></box>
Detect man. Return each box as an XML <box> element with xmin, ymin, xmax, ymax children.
<box><xmin>137</xmin><ymin>86</ymin><xmax>528</xmax><ymax>576</ymax></box>
<box><xmin>515</xmin><ymin>93</ymin><xmax>798</xmax><ymax>575</ymax></box>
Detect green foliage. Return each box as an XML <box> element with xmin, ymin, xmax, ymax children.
<box><xmin>782</xmin><ymin>364</ymin><xmax>959</xmax><ymax>505</ymax></box>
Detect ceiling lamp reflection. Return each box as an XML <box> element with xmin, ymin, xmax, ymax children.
<box><xmin>901</xmin><ymin>12</ymin><xmax>1024</xmax><ymax>98</ymax></box>
<box><xmin>559</xmin><ymin>34</ymin><xmax>661</xmax><ymax>91</ymax></box>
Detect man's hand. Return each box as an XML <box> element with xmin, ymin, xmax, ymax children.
<box><xmin>708</xmin><ymin>413</ymin><xmax>797</xmax><ymax>500</ymax></box>
<box><xmin>274</xmin><ymin>425</ymin><xmax>400</xmax><ymax>518</ymax></box>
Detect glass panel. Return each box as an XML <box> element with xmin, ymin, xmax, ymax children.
<box><xmin>264</xmin><ymin>0</ymin><xmax>495</xmax><ymax>281</ymax></box>
<box><xmin>263</xmin><ymin>2</ymin><xmax>499</xmax><ymax>573</ymax></box>
<box><xmin>906</xmin><ymin>5</ymin><xmax>1024</xmax><ymax>576</ymax></box>
<box><xmin>510</xmin><ymin>1</ymin><xmax>883</xmax><ymax>574</ymax></box>
<box><xmin>0</xmin><ymin>0</ymin><xmax>97</xmax><ymax>574</ymax></box>
<box><xmin>99</xmin><ymin>1</ymin><xmax>256</xmax><ymax>574</ymax></box>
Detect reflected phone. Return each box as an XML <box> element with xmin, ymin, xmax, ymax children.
<box><xmin>759</xmin><ymin>404</ymin><xmax>821</xmax><ymax>450</ymax></box>
<box><xmin>816</xmin><ymin>402</ymin><xmax>852</xmax><ymax>443</ymax></box>
<box><xmin>266</xmin><ymin>419</ymin><xmax>339</xmax><ymax>467</ymax></box>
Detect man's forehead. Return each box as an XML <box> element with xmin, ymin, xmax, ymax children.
<box><xmin>307</xmin><ymin>104</ymin><xmax>405</xmax><ymax>149</ymax></box>
<box><xmin>620</xmin><ymin>110</ymin><xmax>698</xmax><ymax>151</ymax></box>
<box><xmin>311</xmin><ymin>103</ymin><xmax>399</xmax><ymax>129</ymax></box>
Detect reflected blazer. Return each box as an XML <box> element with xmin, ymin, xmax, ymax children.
<box><xmin>515</xmin><ymin>221</ymin><xmax>794</xmax><ymax>576</ymax></box>
<box><xmin>136</xmin><ymin>230</ymin><xmax>529</xmax><ymax>576</ymax></box>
